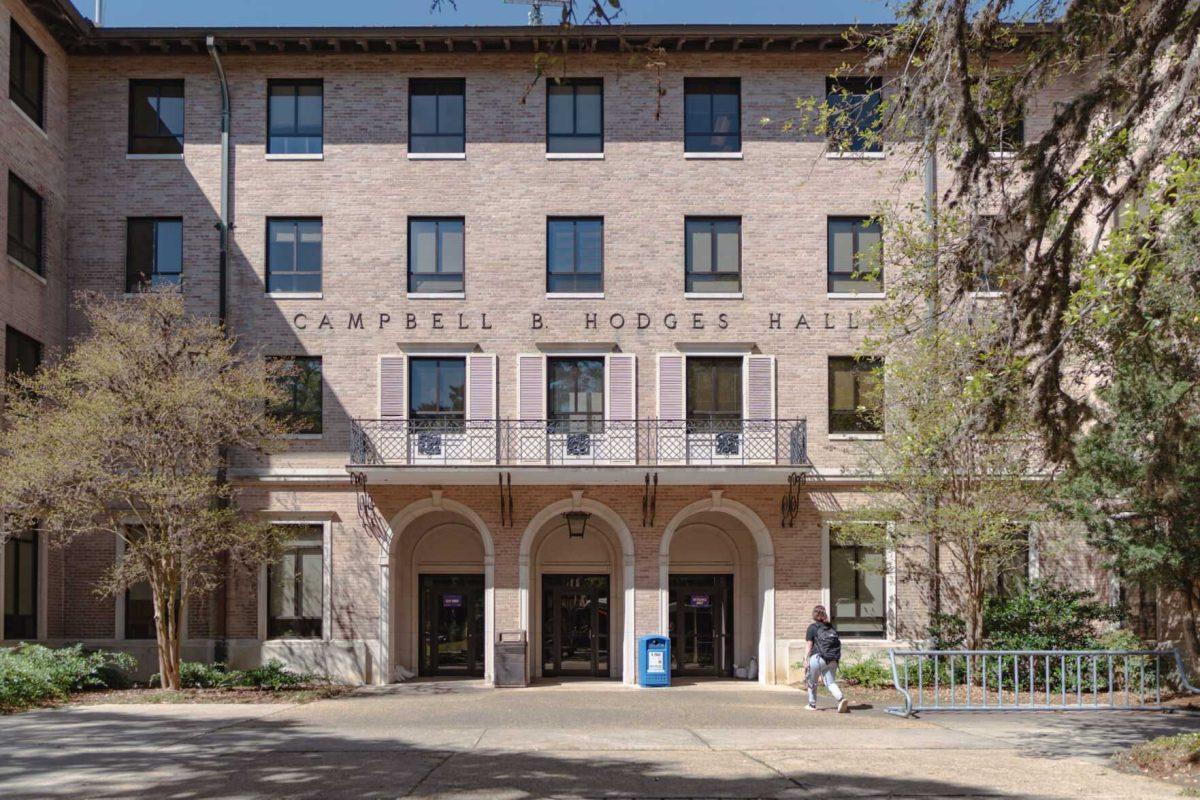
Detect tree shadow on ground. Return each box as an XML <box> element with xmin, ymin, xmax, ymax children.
<box><xmin>0</xmin><ymin>705</ymin><xmax>1144</xmax><ymax>799</ymax></box>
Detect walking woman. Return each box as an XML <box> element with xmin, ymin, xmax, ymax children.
<box><xmin>804</xmin><ymin>604</ymin><xmax>849</xmax><ymax>713</ymax></box>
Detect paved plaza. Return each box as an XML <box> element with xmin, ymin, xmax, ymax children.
<box><xmin>1</xmin><ymin>680</ymin><xmax>1196</xmax><ymax>799</ymax></box>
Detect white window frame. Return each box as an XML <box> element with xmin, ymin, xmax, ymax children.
<box><xmin>258</xmin><ymin>520</ymin><xmax>333</xmax><ymax>643</ymax></box>
<box><xmin>820</xmin><ymin>519</ymin><xmax>897</xmax><ymax>642</ymax></box>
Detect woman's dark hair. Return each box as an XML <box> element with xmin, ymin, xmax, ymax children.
<box><xmin>812</xmin><ymin>604</ymin><xmax>830</xmax><ymax>624</ymax></box>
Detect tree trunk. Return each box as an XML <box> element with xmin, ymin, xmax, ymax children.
<box><xmin>153</xmin><ymin>585</ymin><xmax>181</xmax><ymax>691</ymax></box>
<box><xmin>1181</xmin><ymin>584</ymin><xmax>1200</xmax><ymax>664</ymax></box>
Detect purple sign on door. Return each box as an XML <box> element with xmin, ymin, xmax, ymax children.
<box><xmin>442</xmin><ymin>594</ymin><xmax>463</xmax><ymax>608</ymax></box>
<box><xmin>687</xmin><ymin>594</ymin><xmax>712</xmax><ymax>608</ymax></box>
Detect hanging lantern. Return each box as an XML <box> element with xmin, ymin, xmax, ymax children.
<box><xmin>562</xmin><ymin>510</ymin><xmax>591</xmax><ymax>539</ymax></box>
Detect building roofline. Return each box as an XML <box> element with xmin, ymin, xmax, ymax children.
<box><xmin>20</xmin><ymin>5</ymin><xmax>1053</xmax><ymax>57</ymax></box>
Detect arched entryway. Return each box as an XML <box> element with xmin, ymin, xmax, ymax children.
<box><xmin>659</xmin><ymin>492</ymin><xmax>775</xmax><ymax>685</ymax></box>
<box><xmin>519</xmin><ymin>495</ymin><xmax>636</xmax><ymax>684</ymax></box>
<box><xmin>379</xmin><ymin>494</ymin><xmax>495</xmax><ymax>684</ymax></box>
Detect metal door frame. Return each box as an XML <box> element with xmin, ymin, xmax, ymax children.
<box><xmin>669</xmin><ymin>574</ymin><xmax>733</xmax><ymax>677</ymax></box>
<box><xmin>418</xmin><ymin>574</ymin><xmax>485</xmax><ymax>677</ymax></box>
<box><xmin>541</xmin><ymin>574</ymin><xmax>611</xmax><ymax>678</ymax></box>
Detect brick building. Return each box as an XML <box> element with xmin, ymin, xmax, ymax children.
<box><xmin>0</xmin><ymin>0</ymin><xmax>1113</xmax><ymax>684</ymax></box>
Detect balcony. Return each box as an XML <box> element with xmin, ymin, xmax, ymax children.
<box><xmin>349</xmin><ymin>418</ymin><xmax>808</xmax><ymax>471</ymax></box>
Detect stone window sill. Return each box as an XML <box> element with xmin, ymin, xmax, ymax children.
<box><xmin>8</xmin><ymin>256</ymin><xmax>47</xmax><ymax>285</ymax></box>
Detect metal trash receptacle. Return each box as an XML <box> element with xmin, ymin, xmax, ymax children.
<box><xmin>638</xmin><ymin>634</ymin><xmax>671</xmax><ymax>687</ymax></box>
<box><xmin>494</xmin><ymin>630</ymin><xmax>528</xmax><ymax>687</ymax></box>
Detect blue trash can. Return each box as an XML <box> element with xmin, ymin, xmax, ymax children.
<box><xmin>638</xmin><ymin>634</ymin><xmax>671</xmax><ymax>687</ymax></box>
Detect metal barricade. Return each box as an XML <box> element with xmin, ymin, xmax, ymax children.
<box><xmin>886</xmin><ymin>648</ymin><xmax>1200</xmax><ymax>717</ymax></box>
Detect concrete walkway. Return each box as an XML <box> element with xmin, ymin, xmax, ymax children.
<box><xmin>1</xmin><ymin>680</ymin><xmax>1196</xmax><ymax>798</ymax></box>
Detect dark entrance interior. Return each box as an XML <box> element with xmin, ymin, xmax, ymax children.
<box><xmin>418</xmin><ymin>574</ymin><xmax>484</xmax><ymax>677</ymax></box>
<box><xmin>541</xmin><ymin>574</ymin><xmax>610</xmax><ymax>678</ymax></box>
<box><xmin>669</xmin><ymin>574</ymin><xmax>734</xmax><ymax>677</ymax></box>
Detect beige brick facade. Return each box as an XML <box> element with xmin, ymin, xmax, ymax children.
<box><xmin>1</xmin><ymin>1</ymin><xmax>1115</xmax><ymax>684</ymax></box>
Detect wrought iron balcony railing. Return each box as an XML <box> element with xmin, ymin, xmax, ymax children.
<box><xmin>349</xmin><ymin>418</ymin><xmax>808</xmax><ymax>467</ymax></box>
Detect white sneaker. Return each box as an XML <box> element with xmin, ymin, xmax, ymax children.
<box><xmin>837</xmin><ymin>698</ymin><xmax>850</xmax><ymax>714</ymax></box>
<box><xmin>804</xmin><ymin>703</ymin><xmax>818</xmax><ymax>711</ymax></box>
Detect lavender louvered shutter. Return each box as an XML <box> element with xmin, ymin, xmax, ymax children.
<box><xmin>744</xmin><ymin>355</ymin><xmax>776</xmax><ymax>421</ymax></box>
<box><xmin>517</xmin><ymin>354</ymin><xmax>545</xmax><ymax>420</ymax></box>
<box><xmin>466</xmin><ymin>354</ymin><xmax>497</xmax><ymax>421</ymax></box>
<box><xmin>379</xmin><ymin>355</ymin><xmax>407</xmax><ymax>418</ymax></box>
<box><xmin>656</xmin><ymin>354</ymin><xmax>686</xmax><ymax>421</ymax></box>
<box><xmin>605</xmin><ymin>354</ymin><xmax>637</xmax><ymax>421</ymax></box>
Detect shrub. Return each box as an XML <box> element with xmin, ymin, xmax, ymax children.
<box><xmin>839</xmin><ymin>656</ymin><xmax>894</xmax><ymax>689</ymax></box>
<box><xmin>0</xmin><ymin>644</ymin><xmax>134</xmax><ymax>712</ymax></box>
<box><xmin>983</xmin><ymin>581</ymin><xmax>1124</xmax><ymax>650</ymax></box>
<box><xmin>156</xmin><ymin>659</ymin><xmax>325</xmax><ymax>691</ymax></box>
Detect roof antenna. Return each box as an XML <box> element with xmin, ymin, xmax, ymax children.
<box><xmin>94</xmin><ymin>0</ymin><xmax>103</xmax><ymax>26</ymax></box>
<box><xmin>503</xmin><ymin>0</ymin><xmax>568</xmax><ymax>26</ymax></box>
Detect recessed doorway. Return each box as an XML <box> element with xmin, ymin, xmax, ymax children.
<box><xmin>541</xmin><ymin>574</ymin><xmax>610</xmax><ymax>678</ymax></box>
<box><xmin>418</xmin><ymin>574</ymin><xmax>485</xmax><ymax>677</ymax></box>
<box><xmin>669</xmin><ymin>574</ymin><xmax>733</xmax><ymax>677</ymax></box>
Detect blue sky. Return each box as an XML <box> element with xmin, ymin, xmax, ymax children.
<box><xmin>71</xmin><ymin>1</ymin><xmax>896</xmax><ymax>27</ymax></box>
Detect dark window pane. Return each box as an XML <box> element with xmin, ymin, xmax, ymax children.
<box><xmin>827</xmin><ymin>217</ymin><xmax>883</xmax><ymax>293</ymax></box>
<box><xmin>7</xmin><ymin>173</ymin><xmax>43</xmax><ymax>274</ymax></box>
<box><xmin>268</xmin><ymin>80</ymin><xmax>323</xmax><ymax>154</ymax></box>
<box><xmin>9</xmin><ymin>22</ymin><xmax>45</xmax><ymax>127</ymax></box>
<box><xmin>687</xmin><ymin>357</ymin><xmax>743</xmax><ymax>420</ymax></box>
<box><xmin>829</xmin><ymin>532</ymin><xmax>887</xmax><ymax>638</ymax></box>
<box><xmin>5</xmin><ymin>326</ymin><xmax>42</xmax><ymax>378</ymax></box>
<box><xmin>126</xmin><ymin>218</ymin><xmax>182</xmax><ymax>292</ymax></box>
<box><xmin>124</xmin><ymin>580</ymin><xmax>156</xmax><ymax>640</ymax></box>
<box><xmin>267</xmin><ymin>525</ymin><xmax>324</xmax><ymax>639</ymax></box>
<box><xmin>129</xmin><ymin>80</ymin><xmax>185</xmax><ymax>155</ymax></box>
<box><xmin>3</xmin><ymin>529</ymin><xmax>38</xmax><ymax>640</ymax></box>
<box><xmin>409</xmin><ymin>357</ymin><xmax>466</xmax><ymax>422</ymax></box>
<box><xmin>268</xmin><ymin>356</ymin><xmax>322</xmax><ymax>434</ymax></box>
<box><xmin>546</xmin><ymin>218</ymin><xmax>603</xmax><ymax>293</ymax></box>
<box><xmin>547</xmin><ymin>357</ymin><xmax>604</xmax><ymax>432</ymax></box>
<box><xmin>408</xmin><ymin>218</ymin><xmax>465</xmax><ymax>293</ymax></box>
<box><xmin>828</xmin><ymin>356</ymin><xmax>883</xmax><ymax>434</ymax></box>
<box><xmin>685</xmin><ymin>217</ymin><xmax>740</xmax><ymax>293</ymax></box>
<box><xmin>684</xmin><ymin>78</ymin><xmax>740</xmax><ymax>153</ymax></box>
<box><xmin>409</xmin><ymin>79</ymin><xmax>465</xmax><ymax>153</ymax></box>
<box><xmin>546</xmin><ymin>79</ymin><xmax>603</xmax><ymax>153</ymax></box>
<box><xmin>826</xmin><ymin>76</ymin><xmax>882</xmax><ymax>153</ymax></box>
<box><xmin>267</xmin><ymin>218</ymin><xmax>322</xmax><ymax>293</ymax></box>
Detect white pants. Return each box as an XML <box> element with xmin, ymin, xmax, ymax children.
<box><xmin>807</xmin><ymin>654</ymin><xmax>844</xmax><ymax>706</ymax></box>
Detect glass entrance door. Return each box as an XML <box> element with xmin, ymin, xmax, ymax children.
<box><xmin>419</xmin><ymin>574</ymin><xmax>484</xmax><ymax>677</ymax></box>
<box><xmin>542</xmin><ymin>574</ymin><xmax>610</xmax><ymax>677</ymax></box>
<box><xmin>669</xmin><ymin>574</ymin><xmax>733</xmax><ymax>677</ymax></box>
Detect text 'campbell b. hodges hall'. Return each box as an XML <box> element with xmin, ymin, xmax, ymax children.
<box><xmin>1</xmin><ymin>0</ymin><xmax>1110</xmax><ymax>686</ymax></box>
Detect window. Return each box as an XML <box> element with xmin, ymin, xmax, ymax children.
<box><xmin>828</xmin><ymin>356</ymin><xmax>883</xmax><ymax>434</ymax></box>
<box><xmin>547</xmin><ymin>78</ymin><xmax>602</xmax><ymax>153</ymax></box>
<box><xmin>981</xmin><ymin>79</ymin><xmax>1024</xmax><ymax>153</ymax></box>
<box><xmin>684</xmin><ymin>78</ymin><xmax>740</xmax><ymax>153</ymax></box>
<box><xmin>4</xmin><ymin>529</ymin><xmax>38</xmax><ymax>640</ymax></box>
<box><xmin>827</xmin><ymin>217</ymin><xmax>882</xmax><ymax>293</ymax></box>
<box><xmin>409</xmin><ymin>78</ymin><xmax>465</xmax><ymax>154</ymax></box>
<box><xmin>686</xmin><ymin>356</ymin><xmax>742</xmax><ymax>429</ymax></box>
<box><xmin>685</xmin><ymin>217</ymin><xmax>741</xmax><ymax>293</ymax></box>
<box><xmin>409</xmin><ymin>357</ymin><xmax>465</xmax><ymax>432</ymax></box>
<box><xmin>5</xmin><ymin>326</ymin><xmax>42</xmax><ymax>378</ymax></box>
<box><xmin>7</xmin><ymin>172</ymin><xmax>43</xmax><ymax>274</ymax></box>
<box><xmin>989</xmin><ymin>525</ymin><xmax>1031</xmax><ymax>599</ymax></box>
<box><xmin>547</xmin><ymin>218</ymin><xmax>603</xmax><ymax>293</ymax></box>
<box><xmin>829</xmin><ymin>532</ymin><xmax>887</xmax><ymax>638</ymax></box>
<box><xmin>267</xmin><ymin>525</ymin><xmax>324</xmax><ymax>639</ymax></box>
<box><xmin>124</xmin><ymin>580</ymin><xmax>155</xmax><ymax>639</ymax></box>
<box><xmin>268</xmin><ymin>356</ymin><xmax>322</xmax><ymax>435</ymax></box>
<box><xmin>268</xmin><ymin>79</ymin><xmax>323</xmax><ymax>155</ymax></box>
<box><xmin>125</xmin><ymin>218</ymin><xmax>182</xmax><ymax>292</ymax></box>
<box><xmin>547</xmin><ymin>357</ymin><xmax>604</xmax><ymax>434</ymax></box>
<box><xmin>129</xmin><ymin>80</ymin><xmax>185</xmax><ymax>155</ymax></box>
<box><xmin>408</xmin><ymin>218</ymin><xmax>464</xmax><ymax>294</ymax></box>
<box><xmin>826</xmin><ymin>76</ymin><xmax>882</xmax><ymax>153</ymax></box>
<box><xmin>266</xmin><ymin>218</ymin><xmax>322</xmax><ymax>294</ymax></box>
<box><xmin>9</xmin><ymin>21</ymin><xmax>45</xmax><ymax>128</ymax></box>
<box><xmin>973</xmin><ymin>215</ymin><xmax>1001</xmax><ymax>293</ymax></box>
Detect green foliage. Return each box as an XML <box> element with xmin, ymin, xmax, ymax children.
<box><xmin>0</xmin><ymin>644</ymin><xmax>134</xmax><ymax>712</ymax></box>
<box><xmin>983</xmin><ymin>581</ymin><xmax>1124</xmax><ymax>651</ymax></box>
<box><xmin>926</xmin><ymin>613</ymin><xmax>967</xmax><ymax>650</ymax></box>
<box><xmin>838</xmin><ymin>656</ymin><xmax>894</xmax><ymax>689</ymax></box>
<box><xmin>157</xmin><ymin>659</ymin><xmax>325</xmax><ymax>691</ymax></box>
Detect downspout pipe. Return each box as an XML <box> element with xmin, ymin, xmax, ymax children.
<box><xmin>206</xmin><ymin>35</ymin><xmax>230</xmax><ymax>326</ymax></box>
<box><xmin>207</xmin><ymin>35</ymin><xmax>232</xmax><ymax>660</ymax></box>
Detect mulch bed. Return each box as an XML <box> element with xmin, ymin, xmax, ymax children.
<box><xmin>67</xmin><ymin>685</ymin><xmax>353</xmax><ymax>706</ymax></box>
<box><xmin>1114</xmin><ymin>732</ymin><xmax>1200</xmax><ymax>792</ymax></box>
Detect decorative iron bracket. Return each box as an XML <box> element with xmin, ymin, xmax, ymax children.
<box><xmin>351</xmin><ymin>471</ymin><xmax>391</xmax><ymax>548</ymax></box>
<box><xmin>498</xmin><ymin>471</ymin><xmax>514</xmax><ymax>527</ymax></box>
<box><xmin>642</xmin><ymin>472</ymin><xmax>659</xmax><ymax>527</ymax></box>
<box><xmin>781</xmin><ymin>471</ymin><xmax>805</xmax><ymax>528</ymax></box>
